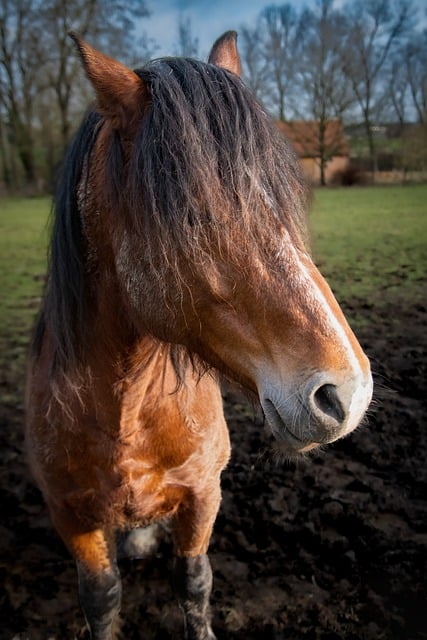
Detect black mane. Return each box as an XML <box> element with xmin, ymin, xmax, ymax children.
<box><xmin>32</xmin><ymin>111</ymin><xmax>101</xmax><ymax>370</ymax></box>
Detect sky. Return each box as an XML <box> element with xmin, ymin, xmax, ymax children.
<box><xmin>142</xmin><ymin>0</ymin><xmax>309</xmax><ymax>58</ymax></box>
<box><xmin>142</xmin><ymin>0</ymin><xmax>427</xmax><ymax>59</ymax></box>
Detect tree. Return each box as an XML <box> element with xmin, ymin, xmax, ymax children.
<box><xmin>402</xmin><ymin>30</ymin><xmax>427</xmax><ymax>124</ymax></box>
<box><xmin>258</xmin><ymin>3</ymin><xmax>306</xmax><ymax>121</ymax></box>
<box><xmin>342</xmin><ymin>0</ymin><xmax>414</xmax><ymax>172</ymax></box>
<box><xmin>0</xmin><ymin>0</ymin><xmax>150</xmax><ymax>191</ymax></box>
<box><xmin>385</xmin><ymin>50</ymin><xmax>409</xmax><ymax>127</ymax></box>
<box><xmin>239</xmin><ymin>22</ymin><xmax>270</xmax><ymax>104</ymax></box>
<box><xmin>297</xmin><ymin>0</ymin><xmax>354</xmax><ymax>185</ymax></box>
<box><xmin>36</xmin><ymin>0</ymin><xmax>150</xmax><ymax>152</ymax></box>
<box><xmin>0</xmin><ymin>0</ymin><xmax>41</xmax><ymax>186</ymax></box>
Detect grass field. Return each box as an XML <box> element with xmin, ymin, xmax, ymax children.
<box><xmin>0</xmin><ymin>197</ymin><xmax>50</xmax><ymax>404</ymax></box>
<box><xmin>0</xmin><ymin>197</ymin><xmax>50</xmax><ymax>336</ymax></box>
<box><xmin>0</xmin><ymin>184</ymin><xmax>426</xmax><ymax>380</ymax></box>
<box><xmin>310</xmin><ymin>184</ymin><xmax>427</xmax><ymax>311</ymax></box>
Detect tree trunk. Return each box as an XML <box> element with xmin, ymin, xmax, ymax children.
<box><xmin>0</xmin><ymin>119</ymin><xmax>13</xmax><ymax>189</ymax></box>
<box><xmin>366</xmin><ymin>123</ymin><xmax>377</xmax><ymax>176</ymax></box>
<box><xmin>319</xmin><ymin>119</ymin><xmax>327</xmax><ymax>186</ymax></box>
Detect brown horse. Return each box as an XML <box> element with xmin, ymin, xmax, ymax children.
<box><xmin>25</xmin><ymin>31</ymin><xmax>372</xmax><ymax>640</ymax></box>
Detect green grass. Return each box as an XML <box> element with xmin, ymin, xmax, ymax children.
<box><xmin>309</xmin><ymin>184</ymin><xmax>427</xmax><ymax>321</ymax></box>
<box><xmin>0</xmin><ymin>196</ymin><xmax>50</xmax><ymax>402</ymax></box>
<box><xmin>0</xmin><ymin>197</ymin><xmax>50</xmax><ymax>338</ymax></box>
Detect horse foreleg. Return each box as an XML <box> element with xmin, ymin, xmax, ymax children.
<box><xmin>172</xmin><ymin>554</ymin><xmax>216</xmax><ymax>640</ymax></box>
<box><xmin>77</xmin><ymin>559</ymin><xmax>122</xmax><ymax>640</ymax></box>
<box><xmin>171</xmin><ymin>488</ymin><xmax>221</xmax><ymax>640</ymax></box>
<box><xmin>54</xmin><ymin>518</ymin><xmax>121</xmax><ymax>640</ymax></box>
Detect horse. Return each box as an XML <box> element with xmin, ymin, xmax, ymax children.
<box><xmin>25</xmin><ymin>30</ymin><xmax>372</xmax><ymax>640</ymax></box>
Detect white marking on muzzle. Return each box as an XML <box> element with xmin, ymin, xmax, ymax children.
<box><xmin>283</xmin><ymin>237</ymin><xmax>365</xmax><ymax>380</ymax></box>
<box><xmin>278</xmin><ymin>234</ymin><xmax>372</xmax><ymax>434</ymax></box>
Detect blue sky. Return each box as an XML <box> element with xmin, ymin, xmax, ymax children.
<box><xmin>143</xmin><ymin>0</ymin><xmax>309</xmax><ymax>57</ymax></box>
<box><xmin>143</xmin><ymin>0</ymin><xmax>427</xmax><ymax>59</ymax></box>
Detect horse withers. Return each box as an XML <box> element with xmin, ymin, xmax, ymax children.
<box><xmin>25</xmin><ymin>31</ymin><xmax>372</xmax><ymax>640</ymax></box>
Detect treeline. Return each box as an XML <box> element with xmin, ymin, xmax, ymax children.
<box><xmin>238</xmin><ymin>0</ymin><xmax>426</xmax><ymax>183</ymax></box>
<box><xmin>0</xmin><ymin>0</ymin><xmax>151</xmax><ymax>192</ymax></box>
<box><xmin>0</xmin><ymin>0</ymin><xmax>426</xmax><ymax>192</ymax></box>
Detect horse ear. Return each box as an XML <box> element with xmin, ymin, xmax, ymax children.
<box><xmin>208</xmin><ymin>31</ymin><xmax>242</xmax><ymax>77</ymax></box>
<box><xmin>69</xmin><ymin>32</ymin><xmax>147</xmax><ymax>128</ymax></box>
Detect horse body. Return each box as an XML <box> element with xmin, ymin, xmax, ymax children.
<box><xmin>28</xmin><ymin>335</ymin><xmax>228</xmax><ymax>536</ymax></box>
<box><xmin>28</xmin><ymin>329</ymin><xmax>227</xmax><ymax>639</ymax></box>
<box><xmin>26</xmin><ymin>31</ymin><xmax>372</xmax><ymax>639</ymax></box>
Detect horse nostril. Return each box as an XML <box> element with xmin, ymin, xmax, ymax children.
<box><xmin>313</xmin><ymin>384</ymin><xmax>345</xmax><ymax>424</ymax></box>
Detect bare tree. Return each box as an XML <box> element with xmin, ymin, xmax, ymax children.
<box><xmin>258</xmin><ymin>3</ymin><xmax>307</xmax><ymax>121</ymax></box>
<box><xmin>0</xmin><ymin>0</ymin><xmax>41</xmax><ymax>186</ymax></box>
<box><xmin>297</xmin><ymin>0</ymin><xmax>354</xmax><ymax>185</ymax></box>
<box><xmin>36</xmin><ymin>0</ymin><xmax>150</xmax><ymax>151</ymax></box>
<box><xmin>0</xmin><ymin>0</ymin><xmax>150</xmax><ymax>191</ymax></box>
<box><xmin>342</xmin><ymin>0</ymin><xmax>414</xmax><ymax>172</ymax></box>
<box><xmin>0</xmin><ymin>103</ymin><xmax>15</xmax><ymax>187</ymax></box>
<box><xmin>402</xmin><ymin>30</ymin><xmax>427</xmax><ymax>124</ymax></box>
<box><xmin>388</xmin><ymin>28</ymin><xmax>427</xmax><ymax>175</ymax></box>
<box><xmin>239</xmin><ymin>22</ymin><xmax>270</xmax><ymax>104</ymax></box>
<box><xmin>385</xmin><ymin>51</ymin><xmax>409</xmax><ymax>127</ymax></box>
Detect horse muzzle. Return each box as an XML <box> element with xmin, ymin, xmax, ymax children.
<box><xmin>259</xmin><ymin>369</ymin><xmax>373</xmax><ymax>454</ymax></box>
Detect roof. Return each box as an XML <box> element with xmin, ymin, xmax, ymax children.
<box><xmin>276</xmin><ymin>120</ymin><xmax>349</xmax><ymax>158</ymax></box>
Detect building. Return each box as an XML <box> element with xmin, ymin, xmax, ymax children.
<box><xmin>276</xmin><ymin>120</ymin><xmax>349</xmax><ymax>185</ymax></box>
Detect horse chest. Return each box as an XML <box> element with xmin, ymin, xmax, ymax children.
<box><xmin>61</xmin><ymin>463</ymin><xmax>180</xmax><ymax>530</ymax></box>
<box><xmin>60</xmin><ymin>424</ymin><xmax>198</xmax><ymax>529</ymax></box>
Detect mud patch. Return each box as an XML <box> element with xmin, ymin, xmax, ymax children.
<box><xmin>0</xmin><ymin>300</ymin><xmax>426</xmax><ymax>639</ymax></box>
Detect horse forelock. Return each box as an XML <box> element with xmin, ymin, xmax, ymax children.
<box><xmin>102</xmin><ymin>57</ymin><xmax>310</xmax><ymax>305</ymax></box>
<box><xmin>127</xmin><ymin>58</ymin><xmax>309</xmax><ymax>249</ymax></box>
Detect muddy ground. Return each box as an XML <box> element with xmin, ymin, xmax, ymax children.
<box><xmin>0</xmin><ymin>298</ymin><xmax>426</xmax><ymax>640</ymax></box>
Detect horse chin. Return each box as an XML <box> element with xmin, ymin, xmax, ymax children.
<box><xmin>261</xmin><ymin>397</ymin><xmax>323</xmax><ymax>458</ymax></box>
<box><xmin>267</xmin><ymin>438</ymin><xmax>323</xmax><ymax>465</ymax></box>
<box><xmin>268</xmin><ymin>425</ymin><xmax>322</xmax><ymax>459</ymax></box>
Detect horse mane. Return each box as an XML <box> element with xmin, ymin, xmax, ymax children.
<box><xmin>32</xmin><ymin>111</ymin><xmax>101</xmax><ymax>372</ymax></box>
<box><xmin>33</xmin><ymin>56</ymin><xmax>308</xmax><ymax>390</ymax></box>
